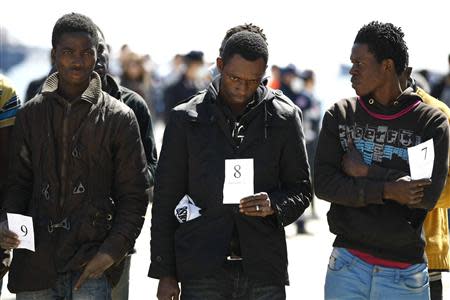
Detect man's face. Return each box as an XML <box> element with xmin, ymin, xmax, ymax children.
<box><xmin>217</xmin><ymin>54</ymin><xmax>266</xmax><ymax>106</ymax></box>
<box><xmin>349</xmin><ymin>43</ymin><xmax>385</xmax><ymax>97</ymax></box>
<box><xmin>95</xmin><ymin>30</ymin><xmax>110</xmax><ymax>80</ymax></box>
<box><xmin>52</xmin><ymin>32</ymin><xmax>97</xmax><ymax>87</ymax></box>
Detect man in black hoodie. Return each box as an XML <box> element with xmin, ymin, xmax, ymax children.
<box><xmin>315</xmin><ymin>21</ymin><xmax>449</xmax><ymax>299</ymax></box>
<box><xmin>149</xmin><ymin>30</ymin><xmax>311</xmax><ymax>300</ymax></box>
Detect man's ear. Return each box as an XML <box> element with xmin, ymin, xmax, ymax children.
<box><xmin>383</xmin><ymin>58</ymin><xmax>396</xmax><ymax>73</ymax></box>
<box><xmin>51</xmin><ymin>49</ymin><xmax>56</xmax><ymax>65</ymax></box>
<box><xmin>216</xmin><ymin>57</ymin><xmax>224</xmax><ymax>74</ymax></box>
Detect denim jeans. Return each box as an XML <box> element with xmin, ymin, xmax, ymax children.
<box><xmin>325</xmin><ymin>247</ymin><xmax>430</xmax><ymax>300</ymax></box>
<box><xmin>16</xmin><ymin>271</ymin><xmax>111</xmax><ymax>300</ymax></box>
<box><xmin>180</xmin><ymin>260</ymin><xmax>285</xmax><ymax>300</ymax></box>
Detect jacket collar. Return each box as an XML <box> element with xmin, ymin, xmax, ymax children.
<box><xmin>207</xmin><ymin>75</ymin><xmax>269</xmax><ymax>121</ymax></box>
<box><xmin>358</xmin><ymin>88</ymin><xmax>422</xmax><ymax>120</ymax></box>
<box><xmin>103</xmin><ymin>74</ymin><xmax>124</xmax><ymax>102</ymax></box>
<box><xmin>41</xmin><ymin>71</ymin><xmax>102</xmax><ymax>104</ymax></box>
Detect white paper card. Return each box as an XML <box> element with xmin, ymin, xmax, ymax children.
<box><xmin>408</xmin><ymin>139</ymin><xmax>435</xmax><ymax>180</ymax></box>
<box><xmin>7</xmin><ymin>213</ymin><xmax>35</xmax><ymax>252</ymax></box>
<box><xmin>223</xmin><ymin>159</ymin><xmax>254</xmax><ymax>204</ymax></box>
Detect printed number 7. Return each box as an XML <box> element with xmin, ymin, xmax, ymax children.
<box><xmin>421</xmin><ymin>147</ymin><xmax>427</xmax><ymax>160</ymax></box>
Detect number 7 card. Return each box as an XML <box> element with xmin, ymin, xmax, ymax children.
<box><xmin>407</xmin><ymin>138</ymin><xmax>435</xmax><ymax>180</ymax></box>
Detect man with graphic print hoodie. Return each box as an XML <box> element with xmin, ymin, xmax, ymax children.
<box><xmin>315</xmin><ymin>21</ymin><xmax>449</xmax><ymax>299</ymax></box>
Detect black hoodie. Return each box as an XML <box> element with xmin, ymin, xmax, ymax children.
<box><xmin>315</xmin><ymin>89</ymin><xmax>449</xmax><ymax>263</ymax></box>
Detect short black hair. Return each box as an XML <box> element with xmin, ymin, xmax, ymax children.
<box><xmin>52</xmin><ymin>13</ymin><xmax>99</xmax><ymax>48</ymax></box>
<box><xmin>219</xmin><ymin>23</ymin><xmax>267</xmax><ymax>56</ymax></box>
<box><xmin>354</xmin><ymin>21</ymin><xmax>408</xmax><ymax>75</ymax></box>
<box><xmin>221</xmin><ymin>31</ymin><xmax>268</xmax><ymax>65</ymax></box>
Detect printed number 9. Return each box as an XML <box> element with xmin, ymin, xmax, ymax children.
<box><xmin>21</xmin><ymin>225</ymin><xmax>28</xmax><ymax>236</ymax></box>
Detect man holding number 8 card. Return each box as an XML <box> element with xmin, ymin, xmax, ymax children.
<box><xmin>0</xmin><ymin>13</ymin><xmax>150</xmax><ymax>299</ymax></box>
<box><xmin>149</xmin><ymin>30</ymin><xmax>312</xmax><ymax>300</ymax></box>
<box><xmin>315</xmin><ymin>21</ymin><xmax>449</xmax><ymax>299</ymax></box>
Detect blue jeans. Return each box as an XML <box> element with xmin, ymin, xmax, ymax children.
<box><xmin>181</xmin><ymin>260</ymin><xmax>285</xmax><ymax>300</ymax></box>
<box><xmin>16</xmin><ymin>271</ymin><xmax>111</xmax><ymax>300</ymax></box>
<box><xmin>325</xmin><ymin>247</ymin><xmax>430</xmax><ymax>300</ymax></box>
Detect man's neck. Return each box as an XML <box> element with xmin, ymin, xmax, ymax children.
<box><xmin>371</xmin><ymin>81</ymin><xmax>403</xmax><ymax>107</ymax></box>
<box><xmin>57</xmin><ymin>81</ymin><xmax>89</xmax><ymax>102</ymax></box>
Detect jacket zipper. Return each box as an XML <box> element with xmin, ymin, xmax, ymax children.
<box><xmin>59</xmin><ymin>102</ymin><xmax>72</xmax><ymax>208</ymax></box>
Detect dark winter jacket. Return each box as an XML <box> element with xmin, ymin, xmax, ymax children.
<box><xmin>104</xmin><ymin>74</ymin><xmax>157</xmax><ymax>184</ymax></box>
<box><xmin>149</xmin><ymin>77</ymin><xmax>312</xmax><ymax>285</ymax></box>
<box><xmin>2</xmin><ymin>72</ymin><xmax>150</xmax><ymax>292</ymax></box>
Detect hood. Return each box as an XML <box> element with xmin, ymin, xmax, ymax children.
<box><xmin>358</xmin><ymin>87</ymin><xmax>422</xmax><ymax>121</ymax></box>
<box><xmin>206</xmin><ymin>75</ymin><xmax>271</xmax><ymax>106</ymax></box>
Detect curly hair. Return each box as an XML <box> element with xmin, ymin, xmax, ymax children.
<box><xmin>52</xmin><ymin>13</ymin><xmax>98</xmax><ymax>48</ymax></box>
<box><xmin>221</xmin><ymin>31</ymin><xmax>268</xmax><ymax>65</ymax></box>
<box><xmin>354</xmin><ymin>21</ymin><xmax>408</xmax><ymax>75</ymax></box>
<box><xmin>219</xmin><ymin>23</ymin><xmax>267</xmax><ymax>56</ymax></box>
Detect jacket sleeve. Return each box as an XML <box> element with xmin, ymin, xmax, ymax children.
<box><xmin>2</xmin><ymin>108</ymin><xmax>33</xmax><ymax>217</ymax></box>
<box><xmin>314</xmin><ymin>110</ymin><xmax>386</xmax><ymax>207</ymax></box>
<box><xmin>268</xmin><ymin>108</ymin><xmax>312</xmax><ymax>227</ymax></box>
<box><xmin>127</xmin><ymin>94</ymin><xmax>158</xmax><ymax>186</ymax></box>
<box><xmin>98</xmin><ymin>109</ymin><xmax>150</xmax><ymax>262</ymax></box>
<box><xmin>148</xmin><ymin>111</ymin><xmax>187</xmax><ymax>279</ymax></box>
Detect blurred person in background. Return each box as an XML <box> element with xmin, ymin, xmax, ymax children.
<box><xmin>0</xmin><ymin>74</ymin><xmax>22</xmax><ymax>297</ymax></box>
<box><xmin>267</xmin><ymin>65</ymin><xmax>281</xmax><ymax>90</ymax></box>
<box><xmin>295</xmin><ymin>70</ymin><xmax>321</xmax><ymax>219</ymax></box>
<box><xmin>431</xmin><ymin>54</ymin><xmax>450</xmax><ymax>106</ymax></box>
<box><xmin>95</xmin><ymin>25</ymin><xmax>158</xmax><ymax>300</ymax></box>
<box><xmin>279</xmin><ymin>64</ymin><xmax>302</xmax><ymax>102</ymax></box>
<box><xmin>163</xmin><ymin>50</ymin><xmax>207</xmax><ymax>123</ymax></box>
<box><xmin>120</xmin><ymin>51</ymin><xmax>152</xmax><ymax>102</ymax></box>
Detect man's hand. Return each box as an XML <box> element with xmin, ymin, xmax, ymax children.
<box><xmin>383</xmin><ymin>176</ymin><xmax>432</xmax><ymax>206</ymax></box>
<box><xmin>0</xmin><ymin>221</ymin><xmax>20</xmax><ymax>250</ymax></box>
<box><xmin>74</xmin><ymin>252</ymin><xmax>114</xmax><ymax>290</ymax></box>
<box><xmin>239</xmin><ymin>192</ymin><xmax>274</xmax><ymax>217</ymax></box>
<box><xmin>157</xmin><ymin>276</ymin><xmax>180</xmax><ymax>300</ymax></box>
<box><xmin>341</xmin><ymin>138</ymin><xmax>369</xmax><ymax>177</ymax></box>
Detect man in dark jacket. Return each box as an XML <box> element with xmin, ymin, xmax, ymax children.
<box><xmin>149</xmin><ymin>31</ymin><xmax>311</xmax><ymax>300</ymax></box>
<box><xmin>0</xmin><ymin>13</ymin><xmax>150</xmax><ymax>299</ymax></box>
<box><xmin>94</xmin><ymin>25</ymin><xmax>157</xmax><ymax>300</ymax></box>
<box><xmin>315</xmin><ymin>21</ymin><xmax>449</xmax><ymax>299</ymax></box>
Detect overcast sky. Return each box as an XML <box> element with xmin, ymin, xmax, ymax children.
<box><xmin>2</xmin><ymin>0</ymin><xmax>449</xmax><ymax>72</ymax></box>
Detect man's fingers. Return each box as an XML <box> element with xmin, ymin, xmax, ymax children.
<box><xmin>74</xmin><ymin>269</ymin><xmax>90</xmax><ymax>290</ymax></box>
<box><xmin>0</xmin><ymin>237</ymin><xmax>20</xmax><ymax>249</ymax></box>
<box><xmin>416</xmin><ymin>179</ymin><xmax>432</xmax><ymax>186</ymax></box>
